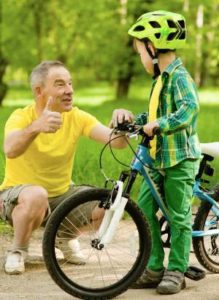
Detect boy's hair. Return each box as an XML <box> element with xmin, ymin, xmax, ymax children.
<box><xmin>30</xmin><ymin>61</ymin><xmax>64</xmax><ymax>91</ymax></box>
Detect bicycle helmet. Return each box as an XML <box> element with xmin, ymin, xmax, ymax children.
<box><xmin>128</xmin><ymin>10</ymin><xmax>186</xmax><ymax>50</ymax></box>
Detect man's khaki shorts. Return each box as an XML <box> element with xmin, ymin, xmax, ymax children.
<box><xmin>0</xmin><ymin>184</ymin><xmax>94</xmax><ymax>225</ymax></box>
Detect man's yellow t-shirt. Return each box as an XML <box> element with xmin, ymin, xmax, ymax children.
<box><xmin>0</xmin><ymin>104</ymin><xmax>99</xmax><ymax>197</ymax></box>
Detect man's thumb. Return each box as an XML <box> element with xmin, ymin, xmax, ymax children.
<box><xmin>44</xmin><ymin>97</ymin><xmax>53</xmax><ymax>111</ymax></box>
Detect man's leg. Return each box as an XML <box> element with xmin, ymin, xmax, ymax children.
<box><xmin>2</xmin><ymin>185</ymin><xmax>49</xmax><ymax>274</ymax></box>
<box><xmin>49</xmin><ymin>185</ymin><xmax>103</xmax><ymax>264</ymax></box>
<box><xmin>11</xmin><ymin>186</ymin><xmax>49</xmax><ymax>250</ymax></box>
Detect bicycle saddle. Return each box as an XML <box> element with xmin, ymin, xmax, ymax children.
<box><xmin>200</xmin><ymin>142</ymin><xmax>219</xmax><ymax>158</ymax></box>
<box><xmin>184</xmin><ymin>265</ymin><xmax>206</xmax><ymax>281</ymax></box>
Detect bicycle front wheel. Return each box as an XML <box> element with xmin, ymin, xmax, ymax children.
<box><xmin>193</xmin><ymin>201</ymin><xmax>219</xmax><ymax>273</ymax></box>
<box><xmin>43</xmin><ymin>188</ymin><xmax>151</xmax><ymax>299</ymax></box>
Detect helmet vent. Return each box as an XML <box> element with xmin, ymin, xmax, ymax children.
<box><xmin>155</xmin><ymin>33</ymin><xmax>161</xmax><ymax>39</ymax></box>
<box><xmin>178</xmin><ymin>20</ymin><xmax>185</xmax><ymax>28</ymax></box>
<box><xmin>133</xmin><ymin>25</ymin><xmax>145</xmax><ymax>32</ymax></box>
<box><xmin>167</xmin><ymin>32</ymin><xmax>178</xmax><ymax>41</ymax></box>
<box><xmin>149</xmin><ymin>21</ymin><xmax>161</xmax><ymax>28</ymax></box>
<box><xmin>167</xmin><ymin>20</ymin><xmax>177</xmax><ymax>28</ymax></box>
<box><xmin>179</xmin><ymin>31</ymin><xmax>186</xmax><ymax>40</ymax></box>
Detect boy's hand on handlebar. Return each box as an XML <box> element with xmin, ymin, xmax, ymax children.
<box><xmin>109</xmin><ymin>109</ymin><xmax>134</xmax><ymax>128</ymax></box>
<box><xmin>143</xmin><ymin>121</ymin><xmax>160</xmax><ymax>137</ymax></box>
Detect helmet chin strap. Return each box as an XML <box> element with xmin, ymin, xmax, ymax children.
<box><xmin>145</xmin><ymin>44</ymin><xmax>161</xmax><ymax>79</ymax></box>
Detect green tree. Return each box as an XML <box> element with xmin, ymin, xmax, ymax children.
<box><xmin>1</xmin><ymin>0</ymin><xmax>219</xmax><ymax>105</ymax></box>
<box><xmin>0</xmin><ymin>0</ymin><xmax>8</xmax><ymax>106</ymax></box>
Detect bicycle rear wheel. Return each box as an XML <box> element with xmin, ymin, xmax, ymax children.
<box><xmin>193</xmin><ymin>201</ymin><xmax>219</xmax><ymax>273</ymax></box>
<box><xmin>159</xmin><ymin>215</ymin><xmax>171</xmax><ymax>248</ymax></box>
<box><xmin>43</xmin><ymin>188</ymin><xmax>151</xmax><ymax>299</ymax></box>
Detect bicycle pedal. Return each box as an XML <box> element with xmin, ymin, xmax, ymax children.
<box><xmin>184</xmin><ymin>266</ymin><xmax>206</xmax><ymax>281</ymax></box>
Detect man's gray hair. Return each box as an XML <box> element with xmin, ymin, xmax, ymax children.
<box><xmin>30</xmin><ymin>61</ymin><xmax>64</xmax><ymax>92</ymax></box>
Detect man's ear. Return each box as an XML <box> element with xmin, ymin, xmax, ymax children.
<box><xmin>34</xmin><ymin>86</ymin><xmax>43</xmax><ymax>97</ymax></box>
<box><xmin>147</xmin><ymin>42</ymin><xmax>156</xmax><ymax>57</ymax></box>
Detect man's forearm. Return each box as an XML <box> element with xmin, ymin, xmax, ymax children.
<box><xmin>110</xmin><ymin>133</ymin><xmax>128</xmax><ymax>149</ymax></box>
<box><xmin>4</xmin><ymin>122</ymin><xmax>40</xmax><ymax>158</ymax></box>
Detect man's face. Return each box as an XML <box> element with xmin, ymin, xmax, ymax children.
<box><xmin>134</xmin><ymin>39</ymin><xmax>154</xmax><ymax>75</ymax></box>
<box><xmin>41</xmin><ymin>66</ymin><xmax>73</xmax><ymax>113</ymax></box>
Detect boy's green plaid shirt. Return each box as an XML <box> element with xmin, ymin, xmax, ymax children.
<box><xmin>136</xmin><ymin>58</ymin><xmax>201</xmax><ymax>169</ymax></box>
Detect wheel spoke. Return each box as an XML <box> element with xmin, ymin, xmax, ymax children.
<box><xmin>43</xmin><ymin>189</ymin><xmax>151</xmax><ymax>298</ymax></box>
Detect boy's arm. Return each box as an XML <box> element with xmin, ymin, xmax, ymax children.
<box><xmin>157</xmin><ymin>75</ymin><xmax>199</xmax><ymax>134</ymax></box>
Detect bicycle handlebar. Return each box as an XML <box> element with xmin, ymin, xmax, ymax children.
<box><xmin>114</xmin><ymin>121</ymin><xmax>161</xmax><ymax>137</ymax></box>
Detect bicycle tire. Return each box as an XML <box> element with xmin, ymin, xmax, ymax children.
<box><xmin>43</xmin><ymin>187</ymin><xmax>151</xmax><ymax>299</ymax></box>
<box><xmin>193</xmin><ymin>200</ymin><xmax>219</xmax><ymax>273</ymax></box>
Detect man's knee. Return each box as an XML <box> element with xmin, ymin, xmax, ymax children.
<box><xmin>18</xmin><ymin>186</ymin><xmax>49</xmax><ymax>214</ymax></box>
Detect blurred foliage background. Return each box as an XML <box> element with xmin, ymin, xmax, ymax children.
<box><xmin>0</xmin><ymin>0</ymin><xmax>219</xmax><ymax>104</ymax></box>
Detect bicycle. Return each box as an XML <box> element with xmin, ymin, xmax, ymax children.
<box><xmin>42</xmin><ymin>123</ymin><xmax>218</xmax><ymax>299</ymax></box>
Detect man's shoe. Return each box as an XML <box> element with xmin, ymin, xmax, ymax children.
<box><xmin>5</xmin><ymin>250</ymin><xmax>27</xmax><ymax>275</ymax></box>
<box><xmin>56</xmin><ymin>238</ymin><xmax>86</xmax><ymax>265</ymax></box>
<box><xmin>156</xmin><ymin>270</ymin><xmax>186</xmax><ymax>294</ymax></box>
<box><xmin>131</xmin><ymin>268</ymin><xmax>164</xmax><ymax>289</ymax></box>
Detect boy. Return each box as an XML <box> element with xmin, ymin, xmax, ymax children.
<box><xmin>127</xmin><ymin>11</ymin><xmax>201</xmax><ymax>294</ymax></box>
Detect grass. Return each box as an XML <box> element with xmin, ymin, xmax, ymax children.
<box><xmin>4</xmin><ymin>80</ymin><xmax>219</xmax><ymax>106</ymax></box>
<box><xmin>0</xmin><ymin>220</ymin><xmax>13</xmax><ymax>234</ymax></box>
<box><xmin>0</xmin><ymin>83</ymin><xmax>219</xmax><ymax>232</ymax></box>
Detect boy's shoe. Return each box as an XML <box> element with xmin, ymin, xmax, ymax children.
<box><xmin>131</xmin><ymin>268</ymin><xmax>164</xmax><ymax>289</ymax></box>
<box><xmin>56</xmin><ymin>238</ymin><xmax>86</xmax><ymax>265</ymax></box>
<box><xmin>156</xmin><ymin>270</ymin><xmax>186</xmax><ymax>294</ymax></box>
<box><xmin>4</xmin><ymin>250</ymin><xmax>27</xmax><ymax>275</ymax></box>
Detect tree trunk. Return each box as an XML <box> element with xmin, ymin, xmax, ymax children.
<box><xmin>0</xmin><ymin>57</ymin><xmax>8</xmax><ymax>106</ymax></box>
<box><xmin>194</xmin><ymin>5</ymin><xmax>204</xmax><ymax>87</ymax></box>
<box><xmin>200</xmin><ymin>3</ymin><xmax>217</xmax><ymax>87</ymax></box>
<box><xmin>30</xmin><ymin>0</ymin><xmax>44</xmax><ymax>62</ymax></box>
<box><xmin>0</xmin><ymin>1</ymin><xmax>8</xmax><ymax>106</ymax></box>
<box><xmin>116</xmin><ymin>0</ymin><xmax>131</xmax><ymax>100</ymax></box>
<box><xmin>116</xmin><ymin>40</ymin><xmax>134</xmax><ymax>100</ymax></box>
<box><xmin>116</xmin><ymin>76</ymin><xmax>132</xmax><ymax>100</ymax></box>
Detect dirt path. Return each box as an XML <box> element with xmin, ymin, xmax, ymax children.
<box><xmin>0</xmin><ymin>228</ymin><xmax>219</xmax><ymax>300</ymax></box>
<box><xmin>0</xmin><ymin>229</ymin><xmax>74</xmax><ymax>300</ymax></box>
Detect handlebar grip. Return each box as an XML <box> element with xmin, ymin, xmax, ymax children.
<box><xmin>114</xmin><ymin>121</ymin><xmax>133</xmax><ymax>132</ymax></box>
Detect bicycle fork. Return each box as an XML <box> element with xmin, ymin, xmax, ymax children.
<box><xmin>92</xmin><ymin>180</ymin><xmax>128</xmax><ymax>249</ymax></box>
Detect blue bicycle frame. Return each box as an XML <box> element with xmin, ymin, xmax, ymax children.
<box><xmin>130</xmin><ymin>142</ymin><xmax>219</xmax><ymax>238</ymax></box>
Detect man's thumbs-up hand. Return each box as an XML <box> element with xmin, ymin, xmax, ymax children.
<box><xmin>33</xmin><ymin>97</ymin><xmax>62</xmax><ymax>133</ymax></box>
<box><xmin>44</xmin><ymin>96</ymin><xmax>55</xmax><ymax>112</ymax></box>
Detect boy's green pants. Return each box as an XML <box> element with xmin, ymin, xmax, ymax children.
<box><xmin>138</xmin><ymin>159</ymin><xmax>199</xmax><ymax>273</ymax></box>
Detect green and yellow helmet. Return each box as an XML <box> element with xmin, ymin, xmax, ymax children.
<box><xmin>128</xmin><ymin>10</ymin><xmax>186</xmax><ymax>50</ymax></box>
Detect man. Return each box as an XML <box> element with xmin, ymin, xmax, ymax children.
<box><xmin>0</xmin><ymin>60</ymin><xmax>133</xmax><ymax>275</ymax></box>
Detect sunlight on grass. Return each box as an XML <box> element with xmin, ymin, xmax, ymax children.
<box><xmin>198</xmin><ymin>89</ymin><xmax>219</xmax><ymax>104</ymax></box>
<box><xmin>3</xmin><ymin>82</ymin><xmax>219</xmax><ymax>107</ymax></box>
<box><xmin>3</xmin><ymin>84</ymin><xmax>115</xmax><ymax>107</ymax></box>
<box><xmin>4</xmin><ymin>95</ymin><xmax>115</xmax><ymax>107</ymax></box>
<box><xmin>3</xmin><ymin>99</ymin><xmax>33</xmax><ymax>107</ymax></box>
